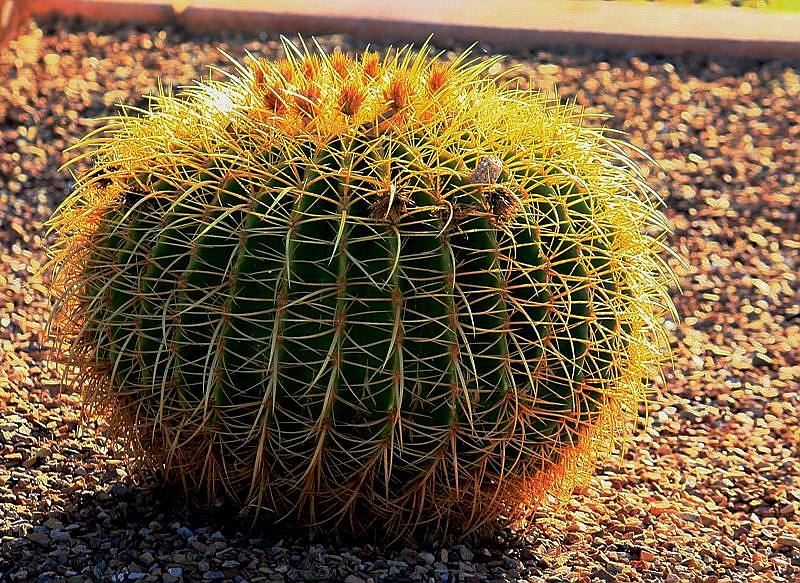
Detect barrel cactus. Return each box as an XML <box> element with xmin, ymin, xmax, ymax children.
<box><xmin>47</xmin><ymin>41</ymin><xmax>675</xmax><ymax>539</ymax></box>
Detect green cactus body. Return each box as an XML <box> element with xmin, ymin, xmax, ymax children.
<box><xmin>48</xmin><ymin>43</ymin><xmax>676</xmax><ymax>539</ymax></box>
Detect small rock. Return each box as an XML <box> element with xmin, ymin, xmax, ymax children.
<box><xmin>51</xmin><ymin>530</ymin><xmax>71</xmax><ymax>542</ymax></box>
<box><xmin>456</xmin><ymin>545</ymin><xmax>474</xmax><ymax>561</ymax></box>
<box><xmin>192</xmin><ymin>540</ymin><xmax>210</xmax><ymax>554</ymax></box>
<box><xmin>26</xmin><ymin>531</ymin><xmax>50</xmax><ymax>547</ymax></box>
<box><xmin>43</xmin><ymin>517</ymin><xmax>64</xmax><ymax>530</ymax></box>
<box><xmin>209</xmin><ymin>530</ymin><xmax>225</xmax><ymax>541</ymax></box>
<box><xmin>752</xmin><ymin>352</ymin><xmax>772</xmax><ymax>367</ymax></box>
<box><xmin>776</xmin><ymin>535</ymin><xmax>800</xmax><ymax>548</ymax></box>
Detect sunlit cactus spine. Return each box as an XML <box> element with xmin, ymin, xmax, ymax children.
<box><xmin>46</xmin><ymin>39</ymin><xmax>676</xmax><ymax>539</ymax></box>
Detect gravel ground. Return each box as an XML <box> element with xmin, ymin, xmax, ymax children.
<box><xmin>1</xmin><ymin>16</ymin><xmax>799</xmax><ymax>583</ymax></box>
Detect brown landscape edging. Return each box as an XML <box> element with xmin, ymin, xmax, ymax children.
<box><xmin>30</xmin><ymin>0</ymin><xmax>800</xmax><ymax>59</ymax></box>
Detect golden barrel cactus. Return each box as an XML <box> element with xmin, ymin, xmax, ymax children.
<box><xmin>47</xmin><ymin>41</ymin><xmax>675</xmax><ymax>539</ymax></box>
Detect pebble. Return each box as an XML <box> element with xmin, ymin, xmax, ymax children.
<box><xmin>25</xmin><ymin>531</ymin><xmax>50</xmax><ymax>547</ymax></box>
<box><xmin>50</xmin><ymin>530</ymin><xmax>71</xmax><ymax>542</ymax></box>
<box><xmin>776</xmin><ymin>535</ymin><xmax>800</xmax><ymax>548</ymax></box>
<box><xmin>456</xmin><ymin>545</ymin><xmax>474</xmax><ymax>561</ymax></box>
<box><xmin>176</xmin><ymin>526</ymin><xmax>194</xmax><ymax>538</ymax></box>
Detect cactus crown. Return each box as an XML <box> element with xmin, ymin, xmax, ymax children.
<box><xmin>46</xmin><ymin>39</ymin><xmax>676</xmax><ymax>540</ymax></box>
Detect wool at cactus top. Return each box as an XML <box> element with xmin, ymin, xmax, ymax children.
<box><xmin>46</xmin><ymin>41</ymin><xmax>676</xmax><ymax>539</ymax></box>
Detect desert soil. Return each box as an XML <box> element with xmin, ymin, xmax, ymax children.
<box><xmin>0</xmin><ymin>16</ymin><xmax>798</xmax><ymax>583</ymax></box>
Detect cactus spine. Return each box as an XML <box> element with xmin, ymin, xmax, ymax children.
<box><xmin>47</xmin><ymin>41</ymin><xmax>676</xmax><ymax>539</ymax></box>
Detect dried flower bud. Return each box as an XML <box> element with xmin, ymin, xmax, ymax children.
<box><xmin>384</xmin><ymin>73</ymin><xmax>412</xmax><ymax>111</ymax></box>
<box><xmin>252</xmin><ymin>65</ymin><xmax>266</xmax><ymax>87</ymax></box>
<box><xmin>295</xmin><ymin>83</ymin><xmax>321</xmax><ymax>117</ymax></box>
<box><xmin>361</xmin><ymin>51</ymin><xmax>380</xmax><ymax>79</ymax></box>
<box><xmin>330</xmin><ymin>49</ymin><xmax>352</xmax><ymax>79</ymax></box>
<box><xmin>301</xmin><ymin>55</ymin><xmax>321</xmax><ymax>80</ymax></box>
<box><xmin>263</xmin><ymin>84</ymin><xmax>286</xmax><ymax>114</ymax></box>
<box><xmin>339</xmin><ymin>83</ymin><xmax>365</xmax><ymax>117</ymax></box>
<box><xmin>277</xmin><ymin>59</ymin><xmax>294</xmax><ymax>83</ymax></box>
<box><xmin>428</xmin><ymin>62</ymin><xmax>450</xmax><ymax>94</ymax></box>
<box><xmin>470</xmin><ymin>155</ymin><xmax>504</xmax><ymax>185</ymax></box>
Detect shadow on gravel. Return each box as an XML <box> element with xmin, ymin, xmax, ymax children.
<box><xmin>1</xmin><ymin>474</ymin><xmax>539</xmax><ymax>582</ymax></box>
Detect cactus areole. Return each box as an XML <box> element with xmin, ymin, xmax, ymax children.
<box><xmin>47</xmin><ymin>41</ymin><xmax>675</xmax><ymax>539</ymax></box>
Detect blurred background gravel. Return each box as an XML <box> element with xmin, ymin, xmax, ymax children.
<box><xmin>0</xmin><ymin>16</ymin><xmax>798</xmax><ymax>583</ymax></box>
